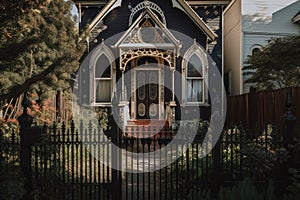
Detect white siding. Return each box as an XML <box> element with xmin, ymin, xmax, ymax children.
<box><xmin>242</xmin><ymin>0</ymin><xmax>298</xmax><ymax>16</ymax></box>
<box><xmin>241</xmin><ymin>0</ymin><xmax>300</xmax><ymax>93</ymax></box>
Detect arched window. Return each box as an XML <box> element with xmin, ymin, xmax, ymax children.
<box><xmin>90</xmin><ymin>42</ymin><xmax>115</xmax><ymax>105</ymax></box>
<box><xmin>186</xmin><ymin>54</ymin><xmax>203</xmax><ymax>102</ymax></box>
<box><xmin>95</xmin><ymin>54</ymin><xmax>112</xmax><ymax>102</ymax></box>
<box><xmin>249</xmin><ymin>44</ymin><xmax>262</xmax><ymax>55</ymax></box>
<box><xmin>252</xmin><ymin>48</ymin><xmax>260</xmax><ymax>55</ymax></box>
<box><xmin>182</xmin><ymin>41</ymin><xmax>208</xmax><ymax>104</ymax></box>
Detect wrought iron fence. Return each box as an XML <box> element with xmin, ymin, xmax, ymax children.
<box><xmin>1</xmin><ymin>119</ymin><xmax>288</xmax><ymax>200</ymax></box>
<box><xmin>0</xmin><ymin>128</ymin><xmax>23</xmax><ymax>199</ymax></box>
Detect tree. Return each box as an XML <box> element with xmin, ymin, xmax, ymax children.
<box><xmin>0</xmin><ymin>0</ymin><xmax>86</xmax><ymax>101</ymax></box>
<box><xmin>243</xmin><ymin>36</ymin><xmax>300</xmax><ymax>90</ymax></box>
<box><xmin>0</xmin><ymin>0</ymin><xmax>86</xmax><ymax>119</ymax></box>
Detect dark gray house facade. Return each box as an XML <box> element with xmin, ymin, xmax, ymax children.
<box><xmin>73</xmin><ymin>0</ymin><xmax>230</xmax><ymax>128</ymax></box>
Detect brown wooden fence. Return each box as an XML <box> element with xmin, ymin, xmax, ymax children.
<box><xmin>226</xmin><ymin>87</ymin><xmax>300</xmax><ymax>132</ymax></box>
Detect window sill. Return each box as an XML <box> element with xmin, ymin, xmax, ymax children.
<box><xmin>181</xmin><ymin>102</ymin><xmax>210</xmax><ymax>107</ymax></box>
<box><xmin>91</xmin><ymin>102</ymin><xmax>112</xmax><ymax>107</ymax></box>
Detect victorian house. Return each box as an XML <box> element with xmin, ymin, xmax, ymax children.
<box><xmin>73</xmin><ymin>0</ymin><xmax>231</xmax><ymax>128</ymax></box>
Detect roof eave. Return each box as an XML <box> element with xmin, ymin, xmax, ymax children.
<box><xmin>173</xmin><ymin>0</ymin><xmax>218</xmax><ymax>41</ymax></box>
<box><xmin>88</xmin><ymin>0</ymin><xmax>122</xmax><ymax>30</ymax></box>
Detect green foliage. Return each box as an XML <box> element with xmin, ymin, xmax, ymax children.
<box><xmin>0</xmin><ymin>120</ymin><xmax>24</xmax><ymax>200</ymax></box>
<box><xmin>242</xmin><ymin>144</ymin><xmax>277</xmax><ymax>179</ymax></box>
<box><xmin>222</xmin><ymin>125</ymin><xmax>242</xmax><ymax>176</ymax></box>
<box><xmin>0</xmin><ymin>0</ymin><xmax>86</xmax><ymax>102</ymax></box>
<box><xmin>187</xmin><ymin>178</ymin><xmax>277</xmax><ymax>200</ymax></box>
<box><xmin>284</xmin><ymin>168</ymin><xmax>300</xmax><ymax>199</ymax></box>
<box><xmin>243</xmin><ymin>36</ymin><xmax>300</xmax><ymax>90</ymax></box>
<box><xmin>290</xmin><ymin>139</ymin><xmax>300</xmax><ymax>166</ymax></box>
<box><xmin>219</xmin><ymin>178</ymin><xmax>276</xmax><ymax>200</ymax></box>
<box><xmin>95</xmin><ymin>107</ymin><xmax>109</xmax><ymax>131</ymax></box>
<box><xmin>283</xmin><ymin>140</ymin><xmax>300</xmax><ymax>199</ymax></box>
<box><xmin>0</xmin><ymin>170</ymin><xmax>25</xmax><ymax>200</ymax></box>
<box><xmin>0</xmin><ymin>118</ymin><xmax>19</xmax><ymax>138</ymax></box>
<box><xmin>187</xmin><ymin>188</ymin><xmax>213</xmax><ymax>200</ymax></box>
<box><xmin>242</xmin><ymin>126</ymin><xmax>289</xmax><ymax>180</ymax></box>
<box><xmin>221</xmin><ymin>124</ymin><xmax>289</xmax><ymax>180</ymax></box>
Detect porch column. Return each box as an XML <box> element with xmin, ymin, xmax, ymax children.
<box><xmin>172</xmin><ymin>69</ymin><xmax>175</xmax><ymax>102</ymax></box>
<box><xmin>119</xmin><ymin>70</ymin><xmax>127</xmax><ymax>129</ymax></box>
<box><xmin>170</xmin><ymin>68</ymin><xmax>176</xmax><ymax>126</ymax></box>
<box><xmin>121</xmin><ymin>71</ymin><xmax>124</xmax><ymax>100</ymax></box>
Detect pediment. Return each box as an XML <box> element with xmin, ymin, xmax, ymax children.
<box><xmin>113</xmin><ymin>8</ymin><xmax>181</xmax><ymax>49</ymax></box>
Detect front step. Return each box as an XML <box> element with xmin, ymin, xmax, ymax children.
<box><xmin>125</xmin><ymin>119</ymin><xmax>170</xmax><ymax>139</ymax></box>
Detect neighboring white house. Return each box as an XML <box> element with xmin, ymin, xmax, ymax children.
<box><xmin>224</xmin><ymin>0</ymin><xmax>300</xmax><ymax>95</ymax></box>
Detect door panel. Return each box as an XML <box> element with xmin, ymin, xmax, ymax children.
<box><xmin>136</xmin><ymin>70</ymin><xmax>159</xmax><ymax>119</ymax></box>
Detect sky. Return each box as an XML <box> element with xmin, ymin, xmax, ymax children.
<box><xmin>242</xmin><ymin>0</ymin><xmax>299</xmax><ymax>16</ymax></box>
<box><xmin>71</xmin><ymin>2</ymin><xmax>77</xmax><ymax>15</ymax></box>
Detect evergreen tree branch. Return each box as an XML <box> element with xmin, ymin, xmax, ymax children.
<box><xmin>0</xmin><ymin>56</ymin><xmax>69</xmax><ymax>102</ymax></box>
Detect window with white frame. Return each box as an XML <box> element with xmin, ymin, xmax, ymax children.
<box><xmin>186</xmin><ymin>54</ymin><xmax>204</xmax><ymax>103</ymax></box>
<box><xmin>90</xmin><ymin>41</ymin><xmax>115</xmax><ymax>105</ymax></box>
<box><xmin>182</xmin><ymin>42</ymin><xmax>208</xmax><ymax>104</ymax></box>
<box><xmin>95</xmin><ymin>54</ymin><xmax>112</xmax><ymax>103</ymax></box>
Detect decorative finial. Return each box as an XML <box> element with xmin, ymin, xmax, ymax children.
<box><xmin>285</xmin><ymin>92</ymin><xmax>296</xmax><ymax>121</ymax></box>
<box><xmin>18</xmin><ymin>93</ymin><xmax>33</xmax><ymax>128</ymax></box>
<box><xmin>144</xmin><ymin>0</ymin><xmax>150</xmax><ymax>7</ymax></box>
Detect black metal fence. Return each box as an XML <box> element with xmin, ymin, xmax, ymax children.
<box><xmin>0</xmin><ymin>94</ymin><xmax>296</xmax><ymax>199</ymax></box>
<box><xmin>1</xmin><ymin>120</ymin><xmax>289</xmax><ymax>200</ymax></box>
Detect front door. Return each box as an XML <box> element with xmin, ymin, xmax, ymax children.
<box><xmin>136</xmin><ymin>70</ymin><xmax>159</xmax><ymax>119</ymax></box>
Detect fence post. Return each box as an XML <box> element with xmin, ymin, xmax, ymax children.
<box><xmin>284</xmin><ymin>92</ymin><xmax>296</xmax><ymax>149</ymax></box>
<box><xmin>111</xmin><ymin>92</ymin><xmax>122</xmax><ymax>200</ymax></box>
<box><xmin>17</xmin><ymin>95</ymin><xmax>33</xmax><ymax>200</ymax></box>
<box><xmin>212</xmin><ymin>115</ymin><xmax>221</xmax><ymax>193</ymax></box>
<box><xmin>212</xmin><ymin>137</ymin><xmax>221</xmax><ymax>192</ymax></box>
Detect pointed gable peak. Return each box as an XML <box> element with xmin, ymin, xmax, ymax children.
<box><xmin>113</xmin><ymin>8</ymin><xmax>181</xmax><ymax>49</ymax></box>
<box><xmin>129</xmin><ymin>0</ymin><xmax>167</xmax><ymax>27</ymax></box>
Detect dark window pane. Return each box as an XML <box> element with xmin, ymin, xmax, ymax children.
<box><xmin>95</xmin><ymin>54</ymin><xmax>111</xmax><ymax>78</ymax></box>
<box><xmin>252</xmin><ymin>48</ymin><xmax>260</xmax><ymax>55</ymax></box>
<box><xmin>187</xmin><ymin>54</ymin><xmax>202</xmax><ymax>77</ymax></box>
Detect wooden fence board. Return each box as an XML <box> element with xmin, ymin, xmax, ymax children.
<box><xmin>226</xmin><ymin>87</ymin><xmax>300</xmax><ymax>133</ymax></box>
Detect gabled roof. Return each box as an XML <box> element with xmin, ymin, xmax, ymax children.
<box><xmin>84</xmin><ymin>0</ymin><xmax>217</xmax><ymax>42</ymax></box>
<box><xmin>172</xmin><ymin>0</ymin><xmax>218</xmax><ymax>41</ymax></box>
<box><xmin>113</xmin><ymin>8</ymin><xmax>181</xmax><ymax>49</ymax></box>
<box><xmin>84</xmin><ymin>0</ymin><xmax>122</xmax><ymax>41</ymax></box>
<box><xmin>87</xmin><ymin>0</ymin><xmax>121</xmax><ymax>29</ymax></box>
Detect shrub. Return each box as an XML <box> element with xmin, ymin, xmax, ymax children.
<box><xmin>187</xmin><ymin>178</ymin><xmax>276</xmax><ymax>200</ymax></box>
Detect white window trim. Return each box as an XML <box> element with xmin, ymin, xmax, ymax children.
<box><xmin>182</xmin><ymin>40</ymin><xmax>208</xmax><ymax>106</ymax></box>
<box><xmin>89</xmin><ymin>41</ymin><xmax>116</xmax><ymax>106</ymax></box>
<box><xmin>249</xmin><ymin>44</ymin><xmax>262</xmax><ymax>55</ymax></box>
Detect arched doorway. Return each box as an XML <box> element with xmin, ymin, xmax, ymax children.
<box><xmin>126</xmin><ymin>56</ymin><xmax>165</xmax><ymax>120</ymax></box>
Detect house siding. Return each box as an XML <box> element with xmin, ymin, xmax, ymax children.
<box><xmin>242</xmin><ymin>0</ymin><xmax>300</xmax><ymax>93</ymax></box>
<box><xmin>224</xmin><ymin>0</ymin><xmax>242</xmax><ymax>95</ymax></box>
